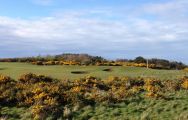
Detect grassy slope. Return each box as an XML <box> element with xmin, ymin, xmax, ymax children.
<box><xmin>0</xmin><ymin>62</ymin><xmax>187</xmax><ymax>80</ymax></box>
<box><xmin>1</xmin><ymin>91</ymin><xmax>188</xmax><ymax>120</ymax></box>
<box><xmin>1</xmin><ymin>62</ymin><xmax>188</xmax><ymax>120</ymax></box>
<box><xmin>72</xmin><ymin>91</ymin><xmax>188</xmax><ymax>120</ymax></box>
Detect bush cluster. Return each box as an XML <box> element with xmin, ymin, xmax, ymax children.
<box><xmin>0</xmin><ymin>73</ymin><xmax>188</xmax><ymax>119</ymax></box>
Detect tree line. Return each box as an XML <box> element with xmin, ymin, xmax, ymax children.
<box><xmin>0</xmin><ymin>54</ymin><xmax>187</xmax><ymax>70</ymax></box>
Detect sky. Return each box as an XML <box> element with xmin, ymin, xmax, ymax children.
<box><xmin>0</xmin><ymin>0</ymin><xmax>188</xmax><ymax>63</ymax></box>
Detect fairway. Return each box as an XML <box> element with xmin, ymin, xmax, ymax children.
<box><xmin>0</xmin><ymin>62</ymin><xmax>187</xmax><ymax>80</ymax></box>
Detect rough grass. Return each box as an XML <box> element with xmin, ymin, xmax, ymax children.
<box><xmin>0</xmin><ymin>62</ymin><xmax>187</xmax><ymax>80</ymax></box>
<box><xmin>2</xmin><ymin>91</ymin><xmax>188</xmax><ymax>120</ymax></box>
<box><xmin>1</xmin><ymin>62</ymin><xmax>188</xmax><ymax>119</ymax></box>
<box><xmin>72</xmin><ymin>90</ymin><xmax>188</xmax><ymax>120</ymax></box>
<box><xmin>1</xmin><ymin>68</ymin><xmax>188</xmax><ymax>119</ymax></box>
<box><xmin>0</xmin><ymin>106</ymin><xmax>28</xmax><ymax>120</ymax></box>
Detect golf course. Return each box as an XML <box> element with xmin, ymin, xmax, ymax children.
<box><xmin>0</xmin><ymin>62</ymin><xmax>187</xmax><ymax>80</ymax></box>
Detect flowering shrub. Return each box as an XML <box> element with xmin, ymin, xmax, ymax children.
<box><xmin>44</xmin><ymin>61</ymin><xmax>55</xmax><ymax>65</ymax></box>
<box><xmin>143</xmin><ymin>78</ymin><xmax>164</xmax><ymax>98</ymax></box>
<box><xmin>181</xmin><ymin>76</ymin><xmax>188</xmax><ymax>89</ymax></box>
<box><xmin>163</xmin><ymin>80</ymin><xmax>181</xmax><ymax>91</ymax></box>
<box><xmin>0</xmin><ymin>74</ymin><xmax>14</xmax><ymax>84</ymax></box>
<box><xmin>19</xmin><ymin>73</ymin><xmax>53</xmax><ymax>83</ymax></box>
<box><xmin>0</xmin><ymin>73</ymin><xmax>188</xmax><ymax>119</ymax></box>
<box><xmin>0</xmin><ymin>74</ymin><xmax>17</xmax><ymax>104</ymax></box>
<box><xmin>184</xmin><ymin>68</ymin><xmax>188</xmax><ymax>72</ymax></box>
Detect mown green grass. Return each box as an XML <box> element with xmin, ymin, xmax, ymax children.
<box><xmin>0</xmin><ymin>62</ymin><xmax>187</xmax><ymax>80</ymax></box>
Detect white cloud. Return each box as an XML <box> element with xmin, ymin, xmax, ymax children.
<box><xmin>0</xmin><ymin>0</ymin><xmax>188</xmax><ymax>62</ymax></box>
<box><xmin>0</xmin><ymin>13</ymin><xmax>185</xmax><ymax>44</ymax></box>
<box><xmin>141</xmin><ymin>0</ymin><xmax>188</xmax><ymax>22</ymax></box>
<box><xmin>144</xmin><ymin>0</ymin><xmax>188</xmax><ymax>14</ymax></box>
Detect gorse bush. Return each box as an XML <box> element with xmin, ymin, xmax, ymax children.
<box><xmin>0</xmin><ymin>74</ymin><xmax>14</xmax><ymax>84</ymax></box>
<box><xmin>19</xmin><ymin>73</ymin><xmax>54</xmax><ymax>83</ymax></box>
<box><xmin>0</xmin><ymin>74</ymin><xmax>17</xmax><ymax>104</ymax></box>
<box><xmin>143</xmin><ymin>78</ymin><xmax>164</xmax><ymax>98</ymax></box>
<box><xmin>181</xmin><ymin>76</ymin><xmax>188</xmax><ymax>89</ymax></box>
<box><xmin>163</xmin><ymin>80</ymin><xmax>181</xmax><ymax>91</ymax></box>
<box><xmin>0</xmin><ymin>73</ymin><xmax>188</xmax><ymax>119</ymax></box>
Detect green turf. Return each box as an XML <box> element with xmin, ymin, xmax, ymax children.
<box><xmin>0</xmin><ymin>62</ymin><xmax>187</xmax><ymax>80</ymax></box>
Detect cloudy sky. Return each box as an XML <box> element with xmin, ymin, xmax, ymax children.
<box><xmin>0</xmin><ymin>0</ymin><xmax>188</xmax><ymax>63</ymax></box>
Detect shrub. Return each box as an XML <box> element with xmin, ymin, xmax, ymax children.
<box><xmin>18</xmin><ymin>73</ymin><xmax>53</xmax><ymax>83</ymax></box>
<box><xmin>44</xmin><ymin>61</ymin><xmax>55</xmax><ymax>65</ymax></box>
<box><xmin>162</xmin><ymin>80</ymin><xmax>181</xmax><ymax>91</ymax></box>
<box><xmin>184</xmin><ymin>68</ymin><xmax>188</xmax><ymax>72</ymax></box>
<box><xmin>0</xmin><ymin>74</ymin><xmax>14</xmax><ymax>84</ymax></box>
<box><xmin>181</xmin><ymin>76</ymin><xmax>188</xmax><ymax>89</ymax></box>
<box><xmin>1</xmin><ymin>73</ymin><xmax>188</xmax><ymax>119</ymax></box>
<box><xmin>0</xmin><ymin>75</ymin><xmax>17</xmax><ymax>104</ymax></box>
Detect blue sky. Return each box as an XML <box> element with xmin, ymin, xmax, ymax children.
<box><xmin>0</xmin><ymin>0</ymin><xmax>188</xmax><ymax>63</ymax></box>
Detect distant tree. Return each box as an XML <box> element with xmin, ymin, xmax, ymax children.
<box><xmin>134</xmin><ymin>56</ymin><xmax>146</xmax><ymax>63</ymax></box>
<box><xmin>91</xmin><ymin>56</ymin><xmax>105</xmax><ymax>65</ymax></box>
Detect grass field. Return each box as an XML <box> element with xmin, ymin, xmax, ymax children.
<box><xmin>1</xmin><ymin>62</ymin><xmax>188</xmax><ymax>120</ymax></box>
<box><xmin>0</xmin><ymin>62</ymin><xmax>187</xmax><ymax>80</ymax></box>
